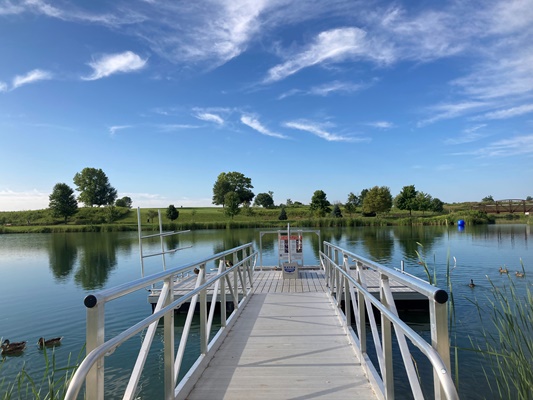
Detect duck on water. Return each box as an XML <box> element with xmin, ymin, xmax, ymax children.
<box><xmin>1</xmin><ymin>339</ymin><xmax>27</xmax><ymax>355</ymax></box>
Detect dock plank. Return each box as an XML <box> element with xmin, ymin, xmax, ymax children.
<box><xmin>185</xmin><ymin>292</ymin><xmax>376</xmax><ymax>400</ymax></box>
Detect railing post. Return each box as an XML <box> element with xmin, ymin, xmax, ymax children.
<box><xmin>430</xmin><ymin>299</ymin><xmax>451</xmax><ymax>400</ymax></box>
<box><xmin>380</xmin><ymin>274</ymin><xmax>394</xmax><ymax>399</ymax></box>
<box><xmin>343</xmin><ymin>257</ymin><xmax>351</xmax><ymax>327</ymax></box>
<box><xmin>163</xmin><ymin>276</ymin><xmax>175</xmax><ymax>400</ymax></box>
<box><xmin>86</xmin><ymin>301</ymin><xmax>105</xmax><ymax>400</ymax></box>
<box><xmin>220</xmin><ymin>260</ymin><xmax>227</xmax><ymax>327</ymax></box>
<box><xmin>200</xmin><ymin>263</ymin><xmax>208</xmax><ymax>355</ymax></box>
<box><xmin>356</xmin><ymin>265</ymin><xmax>366</xmax><ymax>354</ymax></box>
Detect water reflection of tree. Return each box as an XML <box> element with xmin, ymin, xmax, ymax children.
<box><xmin>48</xmin><ymin>233</ymin><xmax>78</xmax><ymax>281</ymax></box>
<box><xmin>361</xmin><ymin>228</ymin><xmax>394</xmax><ymax>263</ymax></box>
<box><xmin>393</xmin><ymin>226</ymin><xmax>444</xmax><ymax>263</ymax></box>
<box><xmin>75</xmin><ymin>233</ymin><xmax>118</xmax><ymax>290</ymax></box>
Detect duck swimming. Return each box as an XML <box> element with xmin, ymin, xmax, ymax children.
<box><xmin>469</xmin><ymin>279</ymin><xmax>476</xmax><ymax>288</ymax></box>
<box><xmin>515</xmin><ymin>271</ymin><xmax>525</xmax><ymax>278</ymax></box>
<box><xmin>37</xmin><ymin>337</ymin><xmax>63</xmax><ymax>348</ymax></box>
<box><xmin>499</xmin><ymin>266</ymin><xmax>509</xmax><ymax>274</ymax></box>
<box><xmin>1</xmin><ymin>339</ymin><xmax>27</xmax><ymax>355</ymax></box>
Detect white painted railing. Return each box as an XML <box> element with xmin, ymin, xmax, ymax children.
<box><xmin>320</xmin><ymin>241</ymin><xmax>459</xmax><ymax>400</ymax></box>
<box><xmin>64</xmin><ymin>243</ymin><xmax>257</xmax><ymax>400</ymax></box>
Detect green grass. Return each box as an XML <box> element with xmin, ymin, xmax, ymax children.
<box><xmin>1</xmin><ymin>205</ymin><xmax>526</xmax><ymax>234</ymax></box>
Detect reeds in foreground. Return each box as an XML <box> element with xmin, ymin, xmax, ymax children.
<box><xmin>0</xmin><ymin>344</ymin><xmax>84</xmax><ymax>400</ymax></box>
<box><xmin>470</xmin><ymin>275</ymin><xmax>533</xmax><ymax>400</ymax></box>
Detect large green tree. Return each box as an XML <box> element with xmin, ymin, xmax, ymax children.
<box><xmin>394</xmin><ymin>185</ymin><xmax>418</xmax><ymax>216</ymax></box>
<box><xmin>73</xmin><ymin>167</ymin><xmax>117</xmax><ymax>207</ymax></box>
<box><xmin>362</xmin><ymin>186</ymin><xmax>392</xmax><ymax>215</ymax></box>
<box><xmin>310</xmin><ymin>190</ymin><xmax>331</xmax><ymax>217</ymax></box>
<box><xmin>49</xmin><ymin>183</ymin><xmax>78</xmax><ymax>222</ymax></box>
<box><xmin>212</xmin><ymin>171</ymin><xmax>254</xmax><ymax>206</ymax></box>
<box><xmin>254</xmin><ymin>192</ymin><xmax>274</xmax><ymax>208</ymax></box>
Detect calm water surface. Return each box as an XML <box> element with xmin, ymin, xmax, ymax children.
<box><xmin>0</xmin><ymin>225</ymin><xmax>531</xmax><ymax>399</ymax></box>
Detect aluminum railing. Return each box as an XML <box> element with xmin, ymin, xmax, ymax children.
<box><xmin>320</xmin><ymin>241</ymin><xmax>459</xmax><ymax>400</ymax></box>
<box><xmin>65</xmin><ymin>243</ymin><xmax>257</xmax><ymax>400</ymax></box>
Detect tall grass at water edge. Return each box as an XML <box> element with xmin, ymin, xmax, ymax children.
<box><xmin>468</xmin><ymin>269</ymin><xmax>533</xmax><ymax>400</ymax></box>
<box><xmin>0</xmin><ymin>344</ymin><xmax>83</xmax><ymax>400</ymax></box>
<box><xmin>416</xmin><ymin>248</ymin><xmax>532</xmax><ymax>399</ymax></box>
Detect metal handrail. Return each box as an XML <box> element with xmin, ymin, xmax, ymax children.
<box><xmin>320</xmin><ymin>241</ymin><xmax>459</xmax><ymax>400</ymax></box>
<box><xmin>65</xmin><ymin>243</ymin><xmax>257</xmax><ymax>400</ymax></box>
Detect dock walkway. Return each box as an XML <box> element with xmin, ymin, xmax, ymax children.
<box><xmin>184</xmin><ymin>270</ymin><xmax>377</xmax><ymax>400</ymax></box>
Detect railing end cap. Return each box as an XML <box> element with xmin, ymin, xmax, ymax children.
<box><xmin>84</xmin><ymin>294</ymin><xmax>98</xmax><ymax>308</ymax></box>
<box><xmin>434</xmin><ymin>289</ymin><xmax>448</xmax><ymax>304</ymax></box>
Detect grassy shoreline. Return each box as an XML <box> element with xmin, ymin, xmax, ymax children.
<box><xmin>1</xmin><ymin>205</ymin><xmax>529</xmax><ymax>234</ymax></box>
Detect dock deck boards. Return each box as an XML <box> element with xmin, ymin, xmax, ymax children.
<box><xmin>185</xmin><ymin>292</ymin><xmax>377</xmax><ymax>400</ymax></box>
<box><xmin>148</xmin><ymin>268</ymin><xmax>424</xmax><ymax>305</ymax></box>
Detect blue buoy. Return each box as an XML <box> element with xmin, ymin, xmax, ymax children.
<box><xmin>457</xmin><ymin>219</ymin><xmax>465</xmax><ymax>226</ymax></box>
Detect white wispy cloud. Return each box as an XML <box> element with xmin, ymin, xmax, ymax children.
<box><xmin>444</xmin><ymin>124</ymin><xmax>487</xmax><ymax>145</ymax></box>
<box><xmin>83</xmin><ymin>51</ymin><xmax>147</xmax><ymax>81</ymax></box>
<box><xmin>367</xmin><ymin>121</ymin><xmax>394</xmax><ymax>129</ymax></box>
<box><xmin>194</xmin><ymin>112</ymin><xmax>224</xmax><ymax>125</ymax></box>
<box><xmin>128</xmin><ymin>1</ymin><xmax>272</xmax><ymax>68</ymax></box>
<box><xmin>265</xmin><ymin>27</ymin><xmax>393</xmax><ymax>83</ymax></box>
<box><xmin>0</xmin><ymin>1</ymin><xmax>25</xmax><ymax>15</ymax></box>
<box><xmin>277</xmin><ymin>80</ymin><xmax>370</xmax><ymax>98</ymax></box>
<box><xmin>156</xmin><ymin>124</ymin><xmax>201</xmax><ymax>132</ymax></box>
<box><xmin>376</xmin><ymin>5</ymin><xmax>466</xmax><ymax>62</ymax></box>
<box><xmin>284</xmin><ymin>120</ymin><xmax>365</xmax><ymax>142</ymax></box>
<box><xmin>0</xmin><ymin>81</ymin><xmax>7</xmax><ymax>92</ymax></box>
<box><xmin>454</xmin><ymin>134</ymin><xmax>533</xmax><ymax>157</ymax></box>
<box><xmin>108</xmin><ymin>125</ymin><xmax>132</xmax><ymax>136</ymax></box>
<box><xmin>418</xmin><ymin>101</ymin><xmax>489</xmax><ymax>126</ymax></box>
<box><xmin>240</xmin><ymin>115</ymin><xmax>288</xmax><ymax>139</ymax></box>
<box><xmin>481</xmin><ymin>104</ymin><xmax>533</xmax><ymax>120</ymax></box>
<box><xmin>12</xmin><ymin>69</ymin><xmax>52</xmax><ymax>89</ymax></box>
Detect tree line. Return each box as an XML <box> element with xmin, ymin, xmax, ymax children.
<box><xmin>212</xmin><ymin>171</ymin><xmax>446</xmax><ymax>219</ymax></box>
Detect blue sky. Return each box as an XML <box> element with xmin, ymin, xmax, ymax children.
<box><xmin>1</xmin><ymin>0</ymin><xmax>532</xmax><ymax>211</ymax></box>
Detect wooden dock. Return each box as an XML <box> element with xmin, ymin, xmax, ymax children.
<box><xmin>184</xmin><ymin>291</ymin><xmax>377</xmax><ymax>400</ymax></box>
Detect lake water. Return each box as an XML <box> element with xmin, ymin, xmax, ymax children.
<box><xmin>0</xmin><ymin>225</ymin><xmax>531</xmax><ymax>399</ymax></box>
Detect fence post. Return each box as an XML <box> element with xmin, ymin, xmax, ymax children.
<box><xmin>430</xmin><ymin>299</ymin><xmax>451</xmax><ymax>400</ymax></box>
<box><xmin>380</xmin><ymin>274</ymin><xmax>394</xmax><ymax>399</ymax></box>
<box><xmin>85</xmin><ymin>299</ymin><xmax>105</xmax><ymax>400</ymax></box>
<box><xmin>163</xmin><ymin>276</ymin><xmax>175</xmax><ymax>400</ymax></box>
<box><xmin>200</xmin><ymin>263</ymin><xmax>208</xmax><ymax>355</ymax></box>
<box><xmin>220</xmin><ymin>260</ymin><xmax>227</xmax><ymax>327</ymax></box>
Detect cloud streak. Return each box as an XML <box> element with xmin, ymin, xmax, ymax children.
<box><xmin>241</xmin><ymin>115</ymin><xmax>288</xmax><ymax>139</ymax></box>
<box><xmin>265</xmin><ymin>27</ymin><xmax>392</xmax><ymax>83</ymax></box>
<box><xmin>194</xmin><ymin>112</ymin><xmax>225</xmax><ymax>125</ymax></box>
<box><xmin>12</xmin><ymin>69</ymin><xmax>52</xmax><ymax>89</ymax></box>
<box><xmin>284</xmin><ymin>120</ymin><xmax>363</xmax><ymax>142</ymax></box>
<box><xmin>83</xmin><ymin>51</ymin><xmax>147</xmax><ymax>81</ymax></box>
<box><xmin>465</xmin><ymin>135</ymin><xmax>533</xmax><ymax>157</ymax></box>
<box><xmin>481</xmin><ymin>104</ymin><xmax>533</xmax><ymax>120</ymax></box>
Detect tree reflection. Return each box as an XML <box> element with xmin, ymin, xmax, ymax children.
<box><xmin>48</xmin><ymin>233</ymin><xmax>78</xmax><ymax>281</ymax></box>
<box><xmin>393</xmin><ymin>226</ymin><xmax>444</xmax><ymax>263</ymax></box>
<box><xmin>75</xmin><ymin>233</ymin><xmax>118</xmax><ymax>290</ymax></box>
<box><xmin>361</xmin><ymin>228</ymin><xmax>394</xmax><ymax>263</ymax></box>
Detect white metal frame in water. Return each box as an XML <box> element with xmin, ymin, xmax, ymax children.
<box><xmin>64</xmin><ymin>243</ymin><xmax>257</xmax><ymax>400</ymax></box>
<box><xmin>320</xmin><ymin>241</ymin><xmax>459</xmax><ymax>400</ymax></box>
